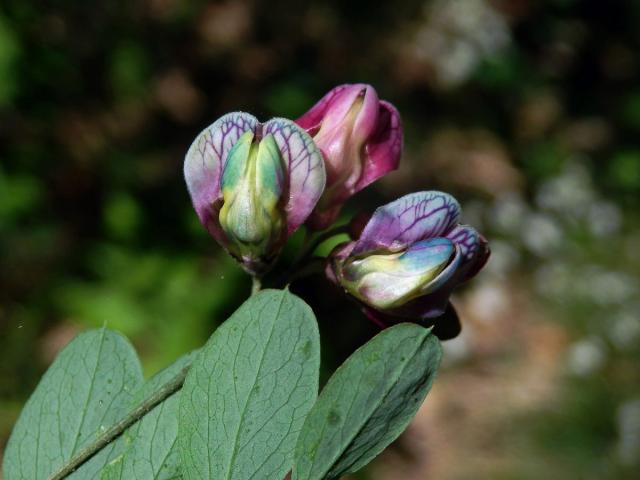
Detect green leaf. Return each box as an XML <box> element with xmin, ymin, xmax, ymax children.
<box><xmin>292</xmin><ymin>323</ymin><xmax>442</xmax><ymax>480</ymax></box>
<box><xmin>101</xmin><ymin>351</ymin><xmax>198</xmax><ymax>480</ymax></box>
<box><xmin>3</xmin><ymin>328</ymin><xmax>143</xmax><ymax>480</ymax></box>
<box><xmin>178</xmin><ymin>289</ymin><xmax>320</xmax><ymax>480</ymax></box>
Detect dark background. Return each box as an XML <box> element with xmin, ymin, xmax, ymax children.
<box><xmin>1</xmin><ymin>0</ymin><xmax>640</xmax><ymax>478</ymax></box>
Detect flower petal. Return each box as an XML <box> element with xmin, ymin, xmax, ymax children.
<box><xmin>446</xmin><ymin>224</ymin><xmax>480</xmax><ymax>262</ymax></box>
<box><xmin>184</xmin><ymin>112</ymin><xmax>258</xmax><ymax>244</ymax></box>
<box><xmin>447</xmin><ymin>225</ymin><xmax>491</xmax><ymax>281</ymax></box>
<box><xmin>340</xmin><ymin>238</ymin><xmax>456</xmax><ymax>310</ymax></box>
<box><xmin>354</xmin><ymin>100</ymin><xmax>403</xmax><ymax>192</ymax></box>
<box><xmin>263</xmin><ymin>117</ymin><xmax>326</xmax><ymax>234</ymax></box>
<box><xmin>387</xmin><ymin>280</ymin><xmax>456</xmax><ymax>320</ymax></box>
<box><xmin>353</xmin><ymin>191</ymin><xmax>461</xmax><ymax>255</ymax></box>
<box><xmin>299</xmin><ymin>85</ymin><xmax>403</xmax><ymax>231</ymax></box>
<box><xmin>218</xmin><ymin>132</ymin><xmax>286</xmax><ymax>272</ymax></box>
<box><xmin>325</xmin><ymin>240</ymin><xmax>356</xmax><ymax>285</ymax></box>
<box><xmin>295</xmin><ymin>84</ymin><xmax>362</xmax><ymax>134</ymax></box>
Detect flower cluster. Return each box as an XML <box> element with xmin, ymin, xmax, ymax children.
<box><xmin>185</xmin><ymin>84</ymin><xmax>489</xmax><ymax>336</ymax></box>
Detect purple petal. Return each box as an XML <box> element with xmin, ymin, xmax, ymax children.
<box><xmin>353</xmin><ymin>191</ymin><xmax>461</xmax><ymax>256</ymax></box>
<box><xmin>447</xmin><ymin>224</ymin><xmax>480</xmax><ymax>262</ymax></box>
<box><xmin>263</xmin><ymin>118</ymin><xmax>326</xmax><ymax>234</ymax></box>
<box><xmin>325</xmin><ymin>241</ymin><xmax>356</xmax><ymax>285</ymax></box>
<box><xmin>184</xmin><ymin>112</ymin><xmax>258</xmax><ymax>244</ymax></box>
<box><xmin>354</xmin><ymin>100</ymin><xmax>403</xmax><ymax>192</ymax></box>
<box><xmin>447</xmin><ymin>225</ymin><xmax>490</xmax><ymax>282</ymax></box>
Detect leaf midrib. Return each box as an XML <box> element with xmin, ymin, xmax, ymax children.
<box><xmin>223</xmin><ymin>291</ymin><xmax>287</xmax><ymax>480</ymax></box>
<box><xmin>68</xmin><ymin>328</ymin><xmax>108</xmax><ymax>457</ymax></box>
<box><xmin>314</xmin><ymin>330</ymin><xmax>428</xmax><ymax>480</ymax></box>
<box><xmin>332</xmin><ymin>336</ymin><xmax>439</xmax><ymax>476</ymax></box>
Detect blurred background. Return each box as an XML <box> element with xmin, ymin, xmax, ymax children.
<box><xmin>1</xmin><ymin>0</ymin><xmax>639</xmax><ymax>478</ymax></box>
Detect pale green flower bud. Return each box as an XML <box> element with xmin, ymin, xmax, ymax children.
<box><xmin>219</xmin><ymin>131</ymin><xmax>285</xmax><ymax>270</ymax></box>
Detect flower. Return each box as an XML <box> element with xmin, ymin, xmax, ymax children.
<box><xmin>327</xmin><ymin>191</ymin><xmax>489</xmax><ymax>338</ymax></box>
<box><xmin>296</xmin><ymin>84</ymin><xmax>403</xmax><ymax>230</ymax></box>
<box><xmin>185</xmin><ymin>112</ymin><xmax>326</xmax><ymax>274</ymax></box>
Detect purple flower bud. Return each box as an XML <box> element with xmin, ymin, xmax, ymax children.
<box><xmin>296</xmin><ymin>84</ymin><xmax>403</xmax><ymax>230</ymax></box>
<box><xmin>185</xmin><ymin>112</ymin><xmax>326</xmax><ymax>274</ymax></box>
<box><xmin>327</xmin><ymin>191</ymin><xmax>490</xmax><ymax>338</ymax></box>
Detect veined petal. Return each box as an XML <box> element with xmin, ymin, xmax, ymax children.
<box><xmin>263</xmin><ymin>118</ymin><xmax>326</xmax><ymax>234</ymax></box>
<box><xmin>184</xmin><ymin>112</ymin><xmax>258</xmax><ymax>244</ymax></box>
<box><xmin>446</xmin><ymin>224</ymin><xmax>481</xmax><ymax>263</ymax></box>
<box><xmin>353</xmin><ymin>191</ymin><xmax>461</xmax><ymax>256</ymax></box>
<box><xmin>447</xmin><ymin>225</ymin><xmax>490</xmax><ymax>282</ymax></box>
<box><xmin>185</xmin><ymin>114</ymin><xmax>325</xmax><ymax>265</ymax></box>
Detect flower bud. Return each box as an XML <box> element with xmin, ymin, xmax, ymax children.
<box><xmin>218</xmin><ymin>131</ymin><xmax>285</xmax><ymax>268</ymax></box>
<box><xmin>327</xmin><ymin>191</ymin><xmax>490</xmax><ymax>337</ymax></box>
<box><xmin>185</xmin><ymin>113</ymin><xmax>326</xmax><ymax>274</ymax></box>
<box><xmin>296</xmin><ymin>84</ymin><xmax>402</xmax><ymax>230</ymax></box>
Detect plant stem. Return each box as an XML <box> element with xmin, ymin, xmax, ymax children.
<box><xmin>48</xmin><ymin>365</ymin><xmax>190</xmax><ymax>480</ymax></box>
<box><xmin>290</xmin><ymin>224</ymin><xmax>350</xmax><ymax>272</ymax></box>
<box><xmin>251</xmin><ymin>276</ymin><xmax>262</xmax><ymax>295</ymax></box>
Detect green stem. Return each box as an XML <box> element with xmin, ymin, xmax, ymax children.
<box><xmin>251</xmin><ymin>276</ymin><xmax>262</xmax><ymax>295</ymax></box>
<box><xmin>293</xmin><ymin>224</ymin><xmax>350</xmax><ymax>269</ymax></box>
<box><xmin>47</xmin><ymin>366</ymin><xmax>190</xmax><ymax>480</ymax></box>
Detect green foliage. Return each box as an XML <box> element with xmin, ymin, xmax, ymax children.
<box><xmin>0</xmin><ymin>15</ymin><xmax>20</xmax><ymax>106</ymax></box>
<box><xmin>609</xmin><ymin>151</ymin><xmax>640</xmax><ymax>191</ymax></box>
<box><xmin>109</xmin><ymin>42</ymin><xmax>150</xmax><ymax>100</ymax></box>
<box><xmin>521</xmin><ymin>141</ymin><xmax>566</xmax><ymax>182</ymax></box>
<box><xmin>293</xmin><ymin>324</ymin><xmax>442</xmax><ymax>480</ymax></box>
<box><xmin>0</xmin><ymin>169</ymin><xmax>42</xmax><ymax>225</ymax></box>
<box><xmin>620</xmin><ymin>91</ymin><xmax>640</xmax><ymax>131</ymax></box>
<box><xmin>53</xmin><ymin>245</ymin><xmax>244</xmax><ymax>374</ymax></box>
<box><xmin>178</xmin><ymin>289</ymin><xmax>321</xmax><ymax>480</ymax></box>
<box><xmin>3</xmin><ymin>291</ymin><xmax>445</xmax><ymax>479</ymax></box>
<box><xmin>103</xmin><ymin>193</ymin><xmax>142</xmax><ymax>241</ymax></box>
<box><xmin>3</xmin><ymin>329</ymin><xmax>143</xmax><ymax>480</ymax></box>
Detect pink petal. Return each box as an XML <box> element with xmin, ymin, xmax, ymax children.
<box><xmin>354</xmin><ymin>100</ymin><xmax>403</xmax><ymax>192</ymax></box>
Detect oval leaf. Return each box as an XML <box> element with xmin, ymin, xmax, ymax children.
<box><xmin>101</xmin><ymin>351</ymin><xmax>198</xmax><ymax>480</ymax></box>
<box><xmin>178</xmin><ymin>289</ymin><xmax>320</xmax><ymax>480</ymax></box>
<box><xmin>3</xmin><ymin>328</ymin><xmax>143</xmax><ymax>480</ymax></box>
<box><xmin>292</xmin><ymin>323</ymin><xmax>442</xmax><ymax>480</ymax></box>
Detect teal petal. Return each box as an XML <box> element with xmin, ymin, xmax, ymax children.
<box><xmin>341</xmin><ymin>238</ymin><xmax>456</xmax><ymax>310</ymax></box>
